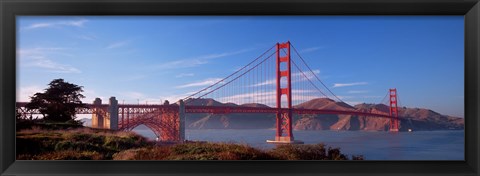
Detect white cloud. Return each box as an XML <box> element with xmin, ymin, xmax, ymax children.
<box><xmin>24</xmin><ymin>19</ymin><xmax>88</xmax><ymax>30</ymax></box>
<box><xmin>60</xmin><ymin>19</ymin><xmax>88</xmax><ymax>27</ymax></box>
<box><xmin>232</xmin><ymin>66</ymin><xmax>242</xmax><ymax>72</ymax></box>
<box><xmin>135</xmin><ymin>98</ymin><xmax>166</xmax><ymax>105</ymax></box>
<box><xmin>295</xmin><ymin>69</ymin><xmax>321</xmax><ymax>81</ymax></box>
<box><xmin>251</xmin><ymin>79</ymin><xmax>276</xmax><ymax>87</ymax></box>
<box><xmin>26</xmin><ymin>23</ymin><xmax>53</xmax><ymax>29</ymax></box>
<box><xmin>337</xmin><ymin>95</ymin><xmax>355</xmax><ymax>99</ymax></box>
<box><xmin>18</xmin><ymin>87</ymin><xmax>102</xmax><ymax>108</ymax></box>
<box><xmin>17</xmin><ymin>47</ymin><xmax>67</xmax><ymax>57</ymax></box>
<box><xmin>154</xmin><ymin>48</ymin><xmax>252</xmax><ymax>70</ymax></box>
<box><xmin>212</xmin><ymin>89</ymin><xmax>328</xmax><ymax>107</ymax></box>
<box><xmin>106</xmin><ymin>41</ymin><xmax>129</xmax><ymax>49</ymax></box>
<box><xmin>162</xmin><ymin>94</ymin><xmax>190</xmax><ymax>104</ymax></box>
<box><xmin>345</xmin><ymin>101</ymin><xmax>363</xmax><ymax>106</ymax></box>
<box><xmin>18</xmin><ymin>47</ymin><xmax>81</xmax><ymax>73</ymax></box>
<box><xmin>176</xmin><ymin>73</ymin><xmax>195</xmax><ymax>78</ymax></box>
<box><xmin>77</xmin><ymin>34</ymin><xmax>96</xmax><ymax>40</ymax></box>
<box><xmin>176</xmin><ymin>78</ymin><xmax>223</xmax><ymax>88</ymax></box>
<box><xmin>250</xmin><ymin>69</ymin><xmax>321</xmax><ymax>87</ymax></box>
<box><xmin>123</xmin><ymin>91</ymin><xmax>145</xmax><ymax>99</ymax></box>
<box><xmin>332</xmin><ymin>82</ymin><xmax>368</xmax><ymax>88</ymax></box>
<box><xmin>361</xmin><ymin>95</ymin><xmax>382</xmax><ymax>98</ymax></box>
<box><xmin>196</xmin><ymin>48</ymin><xmax>252</xmax><ymax>60</ymax></box>
<box><xmin>82</xmin><ymin>89</ymin><xmax>106</xmax><ymax>103</ymax></box>
<box><xmin>300</xmin><ymin>46</ymin><xmax>324</xmax><ymax>53</ymax></box>
<box><xmin>347</xmin><ymin>90</ymin><xmax>369</xmax><ymax>94</ymax></box>
<box><xmin>155</xmin><ymin>59</ymin><xmax>208</xmax><ymax>69</ymax></box>
<box><xmin>28</xmin><ymin>56</ymin><xmax>81</xmax><ymax>73</ymax></box>
<box><xmin>17</xmin><ymin>85</ymin><xmax>43</xmax><ymax>102</ymax></box>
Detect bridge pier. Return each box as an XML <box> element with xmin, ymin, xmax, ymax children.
<box><xmin>89</xmin><ymin>97</ymin><xmax>185</xmax><ymax>143</ymax></box>
<box><xmin>179</xmin><ymin>100</ymin><xmax>185</xmax><ymax>142</ymax></box>
<box><xmin>92</xmin><ymin>98</ymin><xmax>104</xmax><ymax>128</ymax></box>
<box><xmin>109</xmin><ymin>97</ymin><xmax>119</xmax><ymax>130</ymax></box>
<box><xmin>91</xmin><ymin>97</ymin><xmax>118</xmax><ymax>130</ymax></box>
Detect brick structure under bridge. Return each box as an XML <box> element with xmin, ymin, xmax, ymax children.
<box><xmin>91</xmin><ymin>97</ymin><xmax>186</xmax><ymax>142</ymax></box>
<box><xmin>16</xmin><ymin>97</ymin><xmax>186</xmax><ymax>142</ymax></box>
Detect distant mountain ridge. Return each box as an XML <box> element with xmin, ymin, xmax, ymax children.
<box><xmin>80</xmin><ymin>98</ymin><xmax>464</xmax><ymax>131</ymax></box>
<box><xmin>183</xmin><ymin>98</ymin><xmax>463</xmax><ymax>131</ymax></box>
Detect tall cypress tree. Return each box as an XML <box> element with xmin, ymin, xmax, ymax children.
<box><xmin>27</xmin><ymin>79</ymin><xmax>86</xmax><ymax>122</ymax></box>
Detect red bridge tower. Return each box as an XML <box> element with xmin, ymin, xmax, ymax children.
<box><xmin>267</xmin><ymin>41</ymin><xmax>303</xmax><ymax>144</ymax></box>
<box><xmin>389</xmin><ymin>88</ymin><xmax>400</xmax><ymax>132</ymax></box>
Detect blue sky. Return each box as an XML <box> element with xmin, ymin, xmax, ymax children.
<box><xmin>16</xmin><ymin>16</ymin><xmax>464</xmax><ymax>117</ymax></box>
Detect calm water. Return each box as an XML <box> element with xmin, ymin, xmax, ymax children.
<box><xmin>133</xmin><ymin>128</ymin><xmax>464</xmax><ymax>160</ymax></box>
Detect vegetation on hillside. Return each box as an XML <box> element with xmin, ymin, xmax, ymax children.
<box><xmin>17</xmin><ymin>128</ymin><xmax>362</xmax><ymax>160</ymax></box>
<box><xmin>17</xmin><ymin>128</ymin><xmax>152</xmax><ymax>160</ymax></box>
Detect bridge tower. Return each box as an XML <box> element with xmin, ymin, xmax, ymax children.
<box><xmin>267</xmin><ymin>41</ymin><xmax>303</xmax><ymax>144</ymax></box>
<box><xmin>389</xmin><ymin>88</ymin><xmax>399</xmax><ymax>132</ymax></box>
<box><xmin>91</xmin><ymin>98</ymin><xmax>104</xmax><ymax>128</ymax></box>
<box><xmin>91</xmin><ymin>97</ymin><xmax>119</xmax><ymax>130</ymax></box>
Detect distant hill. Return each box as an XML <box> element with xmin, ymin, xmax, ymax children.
<box><xmin>184</xmin><ymin>98</ymin><xmax>464</xmax><ymax>131</ymax></box>
<box><xmin>78</xmin><ymin>118</ymin><xmax>92</xmax><ymax>127</ymax></box>
<box><xmin>353</xmin><ymin>103</ymin><xmax>464</xmax><ymax>131</ymax></box>
<box><xmin>81</xmin><ymin>98</ymin><xmax>464</xmax><ymax>131</ymax></box>
<box><xmin>184</xmin><ymin>98</ymin><xmax>275</xmax><ymax>129</ymax></box>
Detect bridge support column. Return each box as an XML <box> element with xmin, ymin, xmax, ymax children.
<box><xmin>92</xmin><ymin>98</ymin><xmax>103</xmax><ymax>128</ymax></box>
<box><xmin>389</xmin><ymin>89</ymin><xmax>399</xmax><ymax>132</ymax></box>
<box><xmin>109</xmin><ymin>97</ymin><xmax>119</xmax><ymax>130</ymax></box>
<box><xmin>267</xmin><ymin>41</ymin><xmax>303</xmax><ymax>144</ymax></box>
<box><xmin>179</xmin><ymin>100</ymin><xmax>186</xmax><ymax>142</ymax></box>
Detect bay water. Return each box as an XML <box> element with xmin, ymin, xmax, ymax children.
<box><xmin>133</xmin><ymin>128</ymin><xmax>464</xmax><ymax>160</ymax></box>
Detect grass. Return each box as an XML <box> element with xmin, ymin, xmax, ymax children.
<box><xmin>17</xmin><ymin>127</ymin><xmax>363</xmax><ymax>160</ymax></box>
<box><xmin>17</xmin><ymin>127</ymin><xmax>153</xmax><ymax>160</ymax></box>
<box><xmin>113</xmin><ymin>142</ymin><xmax>363</xmax><ymax>160</ymax></box>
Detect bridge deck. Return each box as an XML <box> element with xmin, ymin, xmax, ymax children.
<box><xmin>16</xmin><ymin>102</ymin><xmax>393</xmax><ymax>119</ymax></box>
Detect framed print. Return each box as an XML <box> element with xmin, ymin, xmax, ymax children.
<box><xmin>1</xmin><ymin>0</ymin><xmax>479</xmax><ymax>175</ymax></box>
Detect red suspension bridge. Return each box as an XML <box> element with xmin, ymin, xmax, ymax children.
<box><xmin>16</xmin><ymin>41</ymin><xmax>402</xmax><ymax>143</ymax></box>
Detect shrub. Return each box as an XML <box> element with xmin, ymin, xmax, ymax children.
<box><xmin>269</xmin><ymin>143</ymin><xmax>349</xmax><ymax>160</ymax></box>
<box><xmin>113</xmin><ymin>147</ymin><xmax>172</xmax><ymax>160</ymax></box>
<box><xmin>54</xmin><ymin>141</ymin><xmax>106</xmax><ymax>153</ymax></box>
<box><xmin>33</xmin><ymin>150</ymin><xmax>104</xmax><ymax>160</ymax></box>
<box><xmin>16</xmin><ymin>127</ymin><xmax>153</xmax><ymax>160</ymax></box>
<box><xmin>17</xmin><ymin>128</ymin><xmax>360</xmax><ymax>161</ymax></box>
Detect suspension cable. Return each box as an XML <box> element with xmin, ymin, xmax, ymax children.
<box><xmin>290</xmin><ymin>43</ymin><xmax>344</xmax><ymax>103</ymax></box>
<box><xmin>291</xmin><ymin>60</ymin><xmax>329</xmax><ymax>98</ymax></box>
<box><xmin>190</xmin><ymin>51</ymin><xmax>277</xmax><ymax>102</ymax></box>
<box><xmin>184</xmin><ymin>44</ymin><xmax>276</xmax><ymax>101</ymax></box>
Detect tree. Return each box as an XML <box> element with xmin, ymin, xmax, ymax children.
<box><xmin>27</xmin><ymin>79</ymin><xmax>86</xmax><ymax>123</ymax></box>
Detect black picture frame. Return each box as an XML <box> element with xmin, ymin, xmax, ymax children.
<box><xmin>1</xmin><ymin>0</ymin><xmax>479</xmax><ymax>175</ymax></box>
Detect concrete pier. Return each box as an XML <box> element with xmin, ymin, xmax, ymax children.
<box><xmin>179</xmin><ymin>100</ymin><xmax>186</xmax><ymax>142</ymax></box>
<box><xmin>109</xmin><ymin>97</ymin><xmax>118</xmax><ymax>130</ymax></box>
<box><xmin>92</xmin><ymin>98</ymin><xmax>103</xmax><ymax>128</ymax></box>
<box><xmin>266</xmin><ymin>136</ymin><xmax>304</xmax><ymax>144</ymax></box>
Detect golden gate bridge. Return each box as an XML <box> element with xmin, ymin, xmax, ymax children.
<box><xmin>16</xmin><ymin>41</ymin><xmax>401</xmax><ymax>144</ymax></box>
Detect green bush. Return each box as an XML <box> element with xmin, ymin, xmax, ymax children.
<box><xmin>17</xmin><ymin>127</ymin><xmax>152</xmax><ymax>160</ymax></box>
<box><xmin>17</xmin><ymin>128</ymin><xmax>360</xmax><ymax>161</ymax></box>
<box><xmin>269</xmin><ymin>143</ymin><xmax>349</xmax><ymax>160</ymax></box>
<box><xmin>118</xmin><ymin>142</ymin><xmax>273</xmax><ymax>160</ymax></box>
<box><xmin>33</xmin><ymin>150</ymin><xmax>104</xmax><ymax>160</ymax></box>
<box><xmin>54</xmin><ymin>141</ymin><xmax>105</xmax><ymax>152</ymax></box>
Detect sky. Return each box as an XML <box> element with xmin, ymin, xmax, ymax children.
<box><xmin>16</xmin><ymin>16</ymin><xmax>464</xmax><ymax>118</ymax></box>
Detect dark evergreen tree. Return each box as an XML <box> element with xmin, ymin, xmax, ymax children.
<box><xmin>27</xmin><ymin>79</ymin><xmax>86</xmax><ymax>122</ymax></box>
